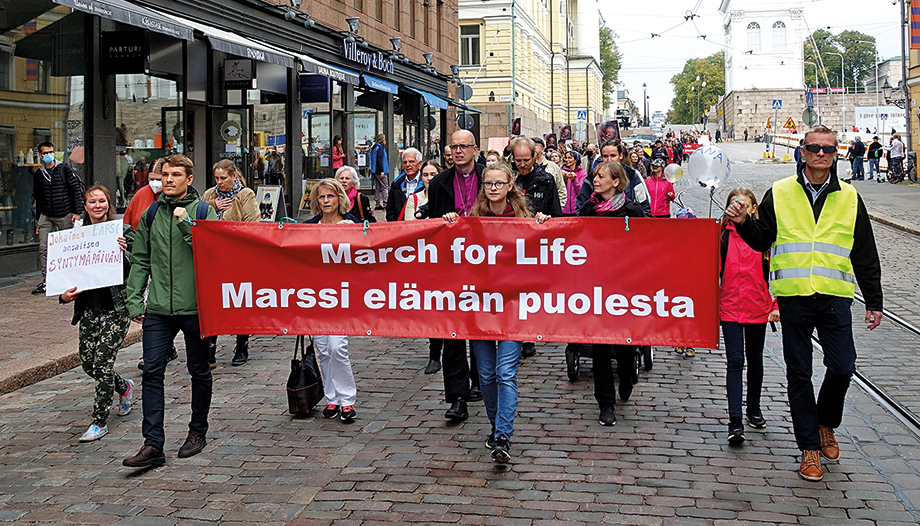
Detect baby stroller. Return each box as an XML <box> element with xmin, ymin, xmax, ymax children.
<box><xmin>565</xmin><ymin>343</ymin><xmax>653</xmax><ymax>383</ymax></box>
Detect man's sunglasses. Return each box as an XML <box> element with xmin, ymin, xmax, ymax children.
<box><xmin>803</xmin><ymin>144</ymin><xmax>837</xmax><ymax>154</ymax></box>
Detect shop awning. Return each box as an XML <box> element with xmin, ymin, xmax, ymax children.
<box><xmin>160</xmin><ymin>13</ymin><xmax>295</xmax><ymax>68</ymax></box>
<box><xmin>299</xmin><ymin>56</ymin><xmax>360</xmax><ymax>86</ymax></box>
<box><xmin>448</xmin><ymin>99</ymin><xmax>484</xmax><ymax>114</ymax></box>
<box><xmin>363</xmin><ymin>74</ymin><xmax>399</xmax><ymax>94</ymax></box>
<box><xmin>404</xmin><ymin>87</ymin><xmax>449</xmax><ymax>110</ymax></box>
<box><xmin>52</xmin><ymin>0</ymin><xmax>194</xmax><ymax>41</ymax></box>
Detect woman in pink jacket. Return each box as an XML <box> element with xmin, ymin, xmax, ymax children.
<box><xmin>644</xmin><ymin>158</ymin><xmax>675</xmax><ymax>218</ymax></box>
<box><xmin>561</xmin><ymin>151</ymin><xmax>587</xmax><ymax>215</ymax></box>
<box><xmin>719</xmin><ymin>187</ymin><xmax>779</xmax><ymax>446</ymax></box>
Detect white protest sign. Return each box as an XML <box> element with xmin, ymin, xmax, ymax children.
<box><xmin>45</xmin><ymin>220</ymin><xmax>124</xmax><ymax>296</ymax></box>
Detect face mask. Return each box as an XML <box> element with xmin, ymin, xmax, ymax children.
<box><xmin>486</xmin><ymin>161</ymin><xmax>496</xmax><ymax>167</ymax></box>
<box><xmin>148</xmin><ymin>180</ymin><xmax>163</xmax><ymax>193</ymax></box>
<box><xmin>42</xmin><ymin>153</ymin><xmax>55</xmax><ymax>164</ymax></box>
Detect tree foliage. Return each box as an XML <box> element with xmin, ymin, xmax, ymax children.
<box><xmin>803</xmin><ymin>29</ymin><xmax>877</xmax><ymax>90</ymax></box>
<box><xmin>669</xmin><ymin>51</ymin><xmax>724</xmax><ymax>125</ymax></box>
<box><xmin>599</xmin><ymin>27</ymin><xmax>622</xmax><ymax>111</ymax></box>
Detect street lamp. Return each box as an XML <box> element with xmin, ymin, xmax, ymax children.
<box><xmin>828</xmin><ymin>51</ymin><xmax>845</xmax><ymax>132</ymax></box>
<box><xmin>882</xmin><ymin>78</ymin><xmax>906</xmax><ymax>108</ymax></box>
<box><xmin>642</xmin><ymin>83</ymin><xmax>647</xmax><ymax>126</ymax></box>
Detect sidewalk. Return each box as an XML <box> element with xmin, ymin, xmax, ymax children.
<box><xmin>0</xmin><ymin>273</ymin><xmax>142</xmax><ymax>395</ymax></box>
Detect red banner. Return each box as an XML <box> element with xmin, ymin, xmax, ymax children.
<box><xmin>192</xmin><ymin>217</ymin><xmax>721</xmax><ymax>348</ymax></box>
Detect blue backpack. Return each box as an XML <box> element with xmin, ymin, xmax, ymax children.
<box><xmin>145</xmin><ymin>200</ymin><xmax>210</xmax><ymax>230</ymax></box>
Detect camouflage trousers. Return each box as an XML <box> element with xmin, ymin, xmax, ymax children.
<box><xmin>79</xmin><ymin>310</ymin><xmax>130</xmax><ymax>426</ymax></box>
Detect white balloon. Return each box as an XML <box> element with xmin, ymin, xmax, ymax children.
<box><xmin>690</xmin><ymin>146</ymin><xmax>731</xmax><ymax>188</ymax></box>
<box><xmin>664</xmin><ymin>163</ymin><xmax>684</xmax><ymax>183</ymax></box>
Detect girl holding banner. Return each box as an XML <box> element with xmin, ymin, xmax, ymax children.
<box><xmin>60</xmin><ymin>185</ymin><xmax>135</xmax><ymax>443</ymax></box>
<box><xmin>444</xmin><ymin>162</ymin><xmax>549</xmax><ymax>462</ymax></box>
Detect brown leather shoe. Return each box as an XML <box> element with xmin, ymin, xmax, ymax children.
<box><xmin>799</xmin><ymin>450</ymin><xmax>823</xmax><ymax>481</ymax></box>
<box><xmin>122</xmin><ymin>445</ymin><xmax>166</xmax><ymax>468</ymax></box>
<box><xmin>177</xmin><ymin>433</ymin><xmax>207</xmax><ymax>458</ymax></box>
<box><xmin>819</xmin><ymin>425</ymin><xmax>840</xmax><ymax>461</ymax></box>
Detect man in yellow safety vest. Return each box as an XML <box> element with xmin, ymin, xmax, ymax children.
<box><xmin>725</xmin><ymin>124</ymin><xmax>883</xmax><ymax>482</ymax></box>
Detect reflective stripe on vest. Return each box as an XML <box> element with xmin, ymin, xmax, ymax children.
<box><xmin>769</xmin><ymin>176</ymin><xmax>858</xmax><ymax>298</ymax></box>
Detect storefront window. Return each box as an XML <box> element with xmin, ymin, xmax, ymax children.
<box><xmin>352</xmin><ymin>87</ymin><xmax>383</xmax><ymax>185</ymax></box>
<box><xmin>114</xmin><ymin>73</ymin><xmax>182</xmax><ymax>207</ymax></box>
<box><xmin>0</xmin><ymin>6</ymin><xmax>84</xmax><ymax>248</ymax></box>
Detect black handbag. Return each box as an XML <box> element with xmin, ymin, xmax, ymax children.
<box><xmin>287</xmin><ymin>335</ymin><xmax>324</xmax><ymax>415</ymax></box>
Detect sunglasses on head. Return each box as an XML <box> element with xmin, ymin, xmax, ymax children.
<box><xmin>803</xmin><ymin>144</ymin><xmax>837</xmax><ymax>154</ymax></box>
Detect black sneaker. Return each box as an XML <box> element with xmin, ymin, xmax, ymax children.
<box><xmin>340</xmin><ymin>405</ymin><xmax>356</xmax><ymax>423</ymax></box>
<box><xmin>322</xmin><ymin>404</ymin><xmax>339</xmax><ymax>418</ymax></box>
<box><xmin>469</xmin><ymin>384</ymin><xmax>483</xmax><ymax>402</ymax></box>
<box><xmin>747</xmin><ymin>409</ymin><xmax>767</xmax><ymax>429</ymax></box>
<box><xmin>168</xmin><ymin>345</ymin><xmax>179</xmax><ymax>362</ymax></box>
<box><xmin>521</xmin><ymin>342</ymin><xmax>536</xmax><ymax>358</ymax></box>
<box><xmin>445</xmin><ymin>399</ymin><xmax>468</xmax><ymax>421</ymax></box>
<box><xmin>31</xmin><ymin>282</ymin><xmax>45</xmax><ymax>295</ymax></box>
<box><xmin>491</xmin><ymin>436</ymin><xmax>511</xmax><ymax>463</ymax></box>
<box><xmin>137</xmin><ymin>358</ymin><xmax>144</xmax><ymax>371</ymax></box>
<box><xmin>728</xmin><ymin>422</ymin><xmax>745</xmax><ymax>445</ymax></box>
<box><xmin>599</xmin><ymin>406</ymin><xmax>617</xmax><ymax>426</ymax></box>
<box><xmin>485</xmin><ymin>434</ymin><xmax>497</xmax><ymax>449</ymax></box>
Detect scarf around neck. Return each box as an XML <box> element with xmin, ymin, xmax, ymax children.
<box><xmin>590</xmin><ymin>192</ymin><xmax>626</xmax><ymax>215</ymax></box>
<box><xmin>215</xmin><ymin>178</ymin><xmax>243</xmax><ymax>219</ymax></box>
<box><xmin>346</xmin><ymin>186</ymin><xmax>359</xmax><ymax>210</ymax></box>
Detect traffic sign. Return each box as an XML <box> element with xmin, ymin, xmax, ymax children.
<box><xmin>806</xmin><ymin>91</ymin><xmax>815</xmax><ymax>109</ymax></box>
<box><xmin>457</xmin><ymin>113</ymin><xmax>474</xmax><ymax>130</ymax></box>
<box><xmin>772</xmin><ymin>99</ymin><xmax>783</xmax><ymax>110</ymax></box>
<box><xmin>456</xmin><ymin>84</ymin><xmax>473</xmax><ymax>101</ymax></box>
<box><xmin>576</xmin><ymin>121</ymin><xmax>587</xmax><ymax>131</ymax></box>
<box><xmin>802</xmin><ymin>108</ymin><xmax>818</xmax><ymax>126</ymax></box>
<box><xmin>576</xmin><ymin>110</ymin><xmax>587</xmax><ymax>121</ymax></box>
<box><xmin>783</xmin><ymin>117</ymin><xmax>796</xmax><ymax>130</ymax></box>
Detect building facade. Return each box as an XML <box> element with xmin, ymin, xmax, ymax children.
<box><xmin>457</xmin><ymin>0</ymin><xmax>603</xmax><ymax>147</ymax></box>
<box><xmin>0</xmin><ymin>0</ymin><xmax>459</xmax><ymax>277</ymax></box>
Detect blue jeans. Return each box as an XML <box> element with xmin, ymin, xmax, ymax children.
<box><xmin>852</xmin><ymin>156</ymin><xmax>864</xmax><ymax>178</ymax></box>
<box><xmin>141</xmin><ymin>313</ymin><xmax>212</xmax><ymax>450</ymax></box>
<box><xmin>777</xmin><ymin>295</ymin><xmax>856</xmax><ymax>451</ymax></box>
<box><xmin>868</xmin><ymin>158</ymin><xmax>879</xmax><ymax>178</ymax></box>
<box><xmin>721</xmin><ymin>321</ymin><xmax>766</xmax><ymax>421</ymax></box>
<box><xmin>470</xmin><ymin>340</ymin><xmax>521</xmax><ymax>441</ymax></box>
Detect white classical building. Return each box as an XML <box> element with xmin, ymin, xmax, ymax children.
<box><xmin>721</xmin><ymin>0</ymin><xmax>805</xmax><ymax>92</ymax></box>
<box><xmin>717</xmin><ymin>0</ymin><xmax>815</xmax><ymax>137</ymax></box>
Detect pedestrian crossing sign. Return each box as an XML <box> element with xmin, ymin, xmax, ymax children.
<box><xmin>783</xmin><ymin>117</ymin><xmax>796</xmax><ymax>129</ymax></box>
<box><xmin>576</xmin><ymin>110</ymin><xmax>587</xmax><ymax>121</ymax></box>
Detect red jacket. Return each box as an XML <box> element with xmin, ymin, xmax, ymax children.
<box><xmin>719</xmin><ymin>223</ymin><xmax>776</xmax><ymax>323</ymax></box>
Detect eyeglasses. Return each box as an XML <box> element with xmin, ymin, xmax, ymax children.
<box><xmin>449</xmin><ymin>144</ymin><xmax>475</xmax><ymax>151</ymax></box>
<box><xmin>317</xmin><ymin>193</ymin><xmax>337</xmax><ymax>201</ymax></box>
<box><xmin>803</xmin><ymin>144</ymin><xmax>837</xmax><ymax>154</ymax></box>
<box><xmin>483</xmin><ymin>181</ymin><xmax>507</xmax><ymax>189</ymax></box>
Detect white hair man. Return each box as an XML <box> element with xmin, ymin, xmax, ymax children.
<box><xmin>386</xmin><ymin>147</ymin><xmax>425</xmax><ymax>221</ymax></box>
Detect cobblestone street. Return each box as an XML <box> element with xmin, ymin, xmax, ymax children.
<box><xmin>3</xmin><ymin>142</ymin><xmax>920</xmax><ymax>524</ymax></box>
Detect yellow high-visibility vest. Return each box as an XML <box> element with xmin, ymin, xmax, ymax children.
<box><xmin>769</xmin><ymin>176</ymin><xmax>858</xmax><ymax>298</ymax></box>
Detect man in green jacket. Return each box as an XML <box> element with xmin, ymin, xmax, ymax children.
<box><xmin>122</xmin><ymin>154</ymin><xmax>217</xmax><ymax>468</ymax></box>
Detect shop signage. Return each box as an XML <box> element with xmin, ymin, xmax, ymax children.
<box><xmin>100</xmin><ymin>31</ymin><xmax>149</xmax><ymax>75</ymax></box>
<box><xmin>300</xmin><ymin>75</ymin><xmax>330</xmax><ymax>103</ymax></box>
<box><xmin>224</xmin><ymin>58</ymin><xmax>256</xmax><ymax>90</ymax></box>
<box><xmin>341</xmin><ymin>40</ymin><xmax>394</xmax><ymax>74</ymax></box>
<box><xmin>191</xmin><ymin>218</ymin><xmax>720</xmax><ymax>348</ymax></box>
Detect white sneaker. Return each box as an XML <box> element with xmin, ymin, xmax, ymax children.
<box><xmin>79</xmin><ymin>424</ymin><xmax>108</xmax><ymax>442</ymax></box>
<box><xmin>118</xmin><ymin>379</ymin><xmax>134</xmax><ymax>416</ymax></box>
